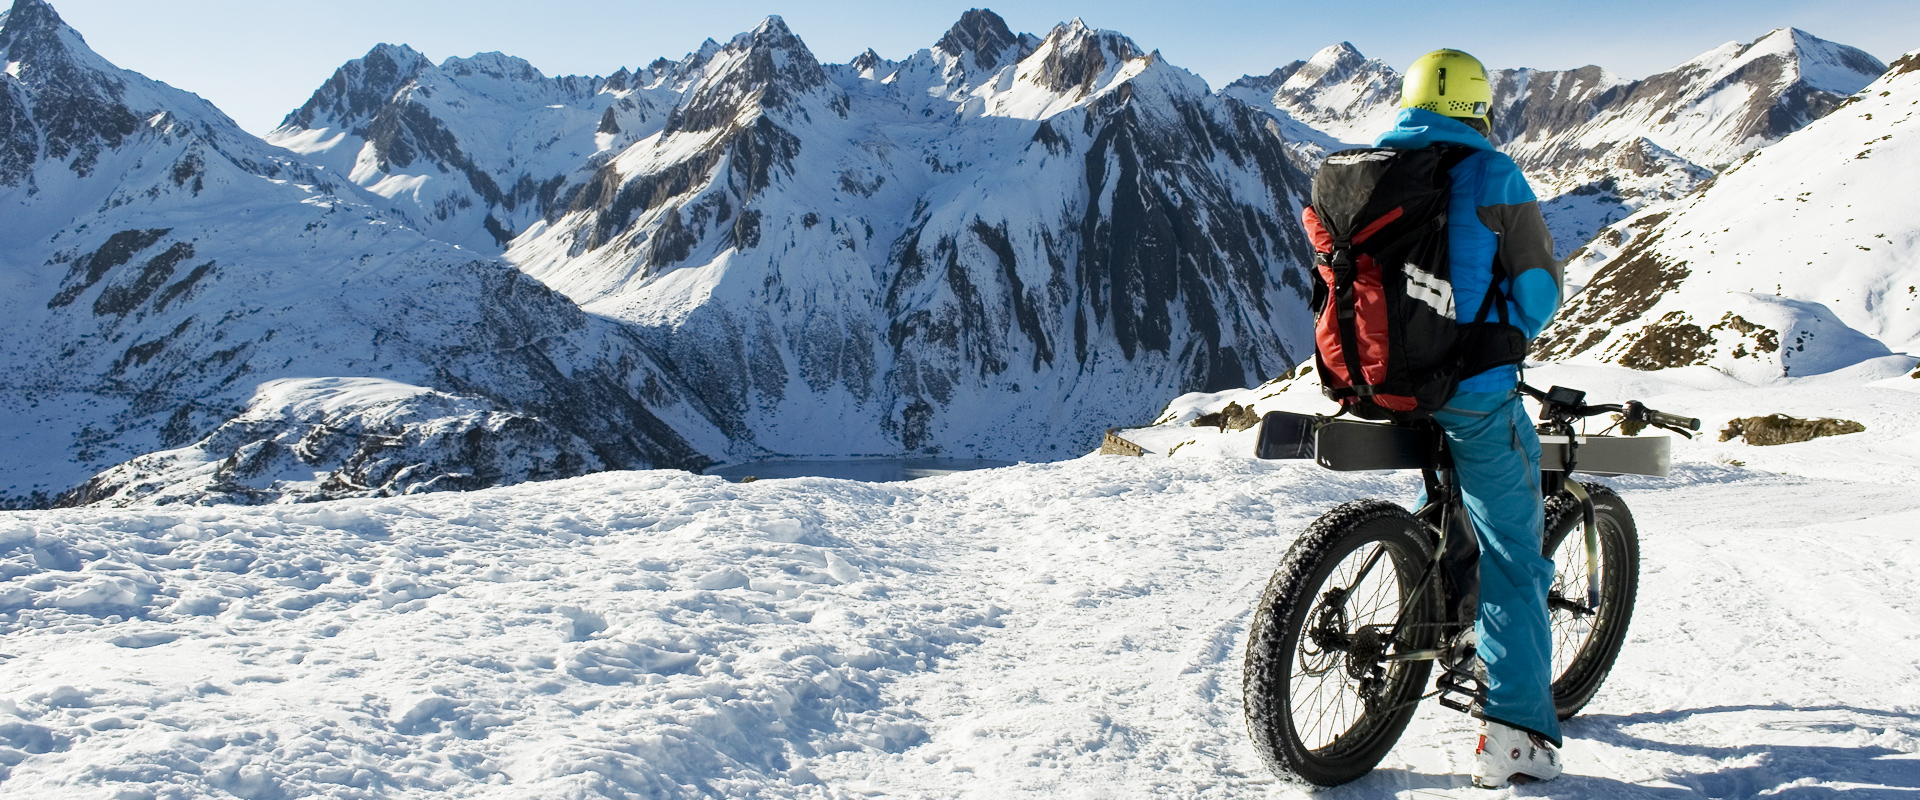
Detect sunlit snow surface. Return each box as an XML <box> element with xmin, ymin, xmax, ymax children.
<box><xmin>3</xmin><ymin>364</ymin><xmax>1918</xmax><ymax>798</ymax></box>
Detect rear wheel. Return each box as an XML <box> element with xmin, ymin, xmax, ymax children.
<box><xmin>1542</xmin><ymin>483</ymin><xmax>1640</xmax><ymax>720</ymax></box>
<box><xmin>1244</xmin><ymin>500</ymin><xmax>1441</xmax><ymax>786</ymax></box>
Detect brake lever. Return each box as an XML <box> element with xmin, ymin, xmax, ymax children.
<box><xmin>1654</xmin><ymin>422</ymin><xmax>1694</xmax><ymax>440</ymax></box>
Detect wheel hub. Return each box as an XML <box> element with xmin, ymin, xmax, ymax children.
<box><xmin>1344</xmin><ymin>626</ymin><xmax>1387</xmax><ymax>680</ymax></box>
<box><xmin>1309</xmin><ymin>590</ymin><xmax>1352</xmax><ymax>652</ymax></box>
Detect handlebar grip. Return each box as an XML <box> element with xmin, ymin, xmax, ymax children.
<box><xmin>1646</xmin><ymin>409</ymin><xmax>1701</xmax><ymax>432</ymax></box>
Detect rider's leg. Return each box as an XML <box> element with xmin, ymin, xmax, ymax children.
<box><xmin>1433</xmin><ymin>389</ymin><xmax>1563</xmax><ymax>747</ymax></box>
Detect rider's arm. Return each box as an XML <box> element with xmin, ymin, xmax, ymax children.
<box><xmin>1475</xmin><ymin>157</ymin><xmax>1561</xmax><ymax>338</ymax></box>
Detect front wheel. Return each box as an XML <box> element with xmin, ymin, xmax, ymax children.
<box><xmin>1243</xmin><ymin>500</ymin><xmax>1441</xmax><ymax>786</ymax></box>
<box><xmin>1542</xmin><ymin>483</ymin><xmax>1640</xmax><ymax>720</ymax></box>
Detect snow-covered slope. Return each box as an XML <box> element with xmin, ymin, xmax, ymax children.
<box><xmin>0</xmin><ymin>0</ymin><xmax>719</xmax><ymax>507</ymax></box>
<box><xmin>1535</xmin><ymin>51</ymin><xmax>1920</xmax><ymax>382</ymax></box>
<box><xmin>1</xmin><ymin>361</ymin><xmax>1916</xmax><ymax>797</ymax></box>
<box><xmin>506</xmin><ymin>11</ymin><xmax>1314</xmax><ymax>462</ymax></box>
<box><xmin>1227</xmin><ymin>30</ymin><xmax>1886</xmax><ymax>255</ymax></box>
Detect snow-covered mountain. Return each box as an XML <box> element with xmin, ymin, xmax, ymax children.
<box><xmin>504</xmin><ymin>11</ymin><xmax>1314</xmax><ymax>461</ymax></box>
<box><xmin>1220</xmin><ymin>42</ymin><xmax>1401</xmax><ymax>170</ymax></box>
<box><xmin>1227</xmin><ymin>30</ymin><xmax>1887</xmax><ymax>254</ymax></box>
<box><xmin>0</xmin><ymin>0</ymin><xmax>719</xmax><ymax>507</ymax></box>
<box><xmin>8</xmin><ymin>0</ymin><xmax>1905</xmax><ymax>507</ymax></box>
<box><xmin>265</xmin><ymin>44</ymin><xmax>695</xmax><ymax>252</ymax></box>
<box><xmin>1532</xmin><ymin>50</ymin><xmax>1920</xmax><ymax>382</ymax></box>
<box><xmin>3</xmin><ymin>3</ymin><xmax>1314</xmax><ymax>505</ymax></box>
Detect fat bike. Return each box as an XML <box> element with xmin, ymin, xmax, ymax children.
<box><xmin>1241</xmin><ymin>384</ymin><xmax>1699</xmax><ymax>786</ymax></box>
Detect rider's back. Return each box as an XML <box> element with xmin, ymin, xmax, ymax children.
<box><xmin>1371</xmin><ymin>108</ymin><xmax>1560</xmax><ymax>393</ymax></box>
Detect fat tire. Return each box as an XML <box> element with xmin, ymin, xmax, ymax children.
<box><xmin>1243</xmin><ymin>499</ymin><xmax>1441</xmax><ymax>786</ymax></box>
<box><xmin>1541</xmin><ymin>483</ymin><xmax>1640</xmax><ymax>720</ymax></box>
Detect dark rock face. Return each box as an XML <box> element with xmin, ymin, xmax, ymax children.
<box><xmin>48</xmin><ymin>228</ymin><xmax>171</xmax><ymax>308</ymax></box>
<box><xmin>0</xmin><ymin>0</ymin><xmax>140</xmax><ymax>178</ymax></box>
<box><xmin>935</xmin><ymin>9</ymin><xmax>1021</xmax><ymax>69</ymax></box>
<box><xmin>0</xmin><ymin>78</ymin><xmax>41</xmax><ymax>185</ymax></box>
<box><xmin>850</xmin><ymin>49</ymin><xmax>885</xmax><ymax>73</ymax></box>
<box><xmin>1489</xmin><ymin>65</ymin><xmax>1622</xmax><ymax>145</ymax></box>
<box><xmin>1615</xmin><ymin>311</ymin><xmax>1714</xmax><ymax>370</ymax></box>
<box><xmin>1720</xmin><ymin>414</ymin><xmax>1864</xmax><ymax>446</ymax></box>
<box><xmin>362</xmin><ymin>99</ymin><xmax>506</xmax><ymax>209</ymax></box>
<box><xmin>1036</xmin><ymin>23</ymin><xmax>1139</xmax><ymax>96</ymax></box>
<box><xmin>1073</xmin><ymin>87</ymin><xmax>1304</xmax><ymax>390</ymax></box>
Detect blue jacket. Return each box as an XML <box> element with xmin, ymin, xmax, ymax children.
<box><xmin>1374</xmin><ymin>109</ymin><xmax>1561</xmax><ymax>393</ymax></box>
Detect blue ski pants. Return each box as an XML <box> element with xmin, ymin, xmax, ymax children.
<box><xmin>1433</xmin><ymin>390</ymin><xmax>1562</xmax><ymax>745</ymax></box>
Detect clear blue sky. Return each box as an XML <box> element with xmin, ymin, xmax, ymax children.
<box><xmin>28</xmin><ymin>0</ymin><xmax>1920</xmax><ymax>135</ymax></box>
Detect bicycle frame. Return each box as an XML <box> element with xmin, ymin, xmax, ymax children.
<box><xmin>1287</xmin><ymin>418</ymin><xmax>1627</xmax><ymax>716</ymax></box>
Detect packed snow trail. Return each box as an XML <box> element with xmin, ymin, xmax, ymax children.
<box><xmin>2</xmin><ymin>413</ymin><xmax>1919</xmax><ymax>796</ymax></box>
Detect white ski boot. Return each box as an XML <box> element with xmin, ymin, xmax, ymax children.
<box><xmin>1472</xmin><ymin>719</ymin><xmax>1562</xmax><ymax>788</ymax></box>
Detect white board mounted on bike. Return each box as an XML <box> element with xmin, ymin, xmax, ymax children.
<box><xmin>1539</xmin><ymin>435</ymin><xmax>1670</xmax><ymax>477</ymax></box>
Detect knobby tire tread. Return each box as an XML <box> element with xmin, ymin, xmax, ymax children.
<box><xmin>1541</xmin><ymin>484</ymin><xmax>1640</xmax><ymax>720</ymax></box>
<box><xmin>1243</xmin><ymin>499</ymin><xmax>1440</xmax><ymax>786</ymax></box>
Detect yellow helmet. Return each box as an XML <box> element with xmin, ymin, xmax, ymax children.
<box><xmin>1401</xmin><ymin>49</ymin><xmax>1491</xmax><ymax>120</ymax></box>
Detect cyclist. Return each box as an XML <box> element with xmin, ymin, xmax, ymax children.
<box><xmin>1374</xmin><ymin>49</ymin><xmax>1565</xmax><ymax>787</ymax></box>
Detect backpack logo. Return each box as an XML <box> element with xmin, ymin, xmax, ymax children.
<box><xmin>1325</xmin><ymin>151</ymin><xmax>1395</xmax><ymax>166</ymax></box>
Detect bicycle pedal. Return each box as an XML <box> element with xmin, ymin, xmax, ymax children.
<box><xmin>1436</xmin><ymin>660</ymin><xmax>1487</xmax><ymax>715</ymax></box>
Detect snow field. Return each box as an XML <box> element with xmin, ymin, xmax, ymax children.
<box><xmin>5</xmin><ymin>368</ymin><xmax>1920</xmax><ymax>798</ymax></box>
<box><xmin>0</xmin><ymin>470</ymin><xmax>1006</xmax><ymax>798</ymax></box>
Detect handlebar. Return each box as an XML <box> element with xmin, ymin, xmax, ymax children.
<box><xmin>1638</xmin><ymin>404</ymin><xmax>1702</xmax><ymax>433</ymax></box>
<box><xmin>1516</xmin><ymin>383</ymin><xmax>1701</xmax><ymax>438</ymax></box>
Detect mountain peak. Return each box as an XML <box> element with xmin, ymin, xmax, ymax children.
<box><xmin>0</xmin><ymin>0</ymin><xmax>61</xmax><ymax>39</ymax></box>
<box><xmin>1287</xmin><ymin>42</ymin><xmax>1377</xmax><ymax>90</ymax></box>
<box><xmin>278</xmin><ymin>42</ymin><xmax>432</xmax><ymax>131</ymax></box>
<box><xmin>745</xmin><ymin>15</ymin><xmax>796</xmax><ymax>43</ymax></box>
<box><xmin>440</xmin><ymin>51</ymin><xmax>545</xmax><ymax>83</ymax></box>
<box><xmin>665</xmin><ymin>17</ymin><xmax>828</xmax><ymax>134</ymax></box>
<box><xmin>935</xmin><ymin>8</ymin><xmax>1019</xmax><ymax>69</ymax></box>
<box><xmin>602</xmin><ymin>66</ymin><xmax>632</xmax><ymax>92</ymax></box>
<box><xmin>0</xmin><ymin>0</ymin><xmax>101</xmax><ymax>78</ymax></box>
<box><xmin>851</xmin><ymin>48</ymin><xmax>886</xmax><ymax>73</ymax></box>
<box><xmin>1314</xmin><ymin>42</ymin><xmax>1365</xmax><ymax>66</ymax></box>
<box><xmin>1031</xmin><ymin>19</ymin><xmax>1144</xmax><ymax>96</ymax></box>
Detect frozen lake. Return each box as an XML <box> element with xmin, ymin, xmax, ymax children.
<box><xmin>705</xmin><ymin>457</ymin><xmax>1019</xmax><ymax>483</ymax></box>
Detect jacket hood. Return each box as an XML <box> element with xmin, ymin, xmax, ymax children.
<box><xmin>1373</xmin><ymin>108</ymin><xmax>1495</xmax><ymax>151</ymax></box>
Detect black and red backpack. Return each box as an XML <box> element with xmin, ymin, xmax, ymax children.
<box><xmin>1303</xmin><ymin>145</ymin><xmax>1528</xmax><ymax>422</ymax></box>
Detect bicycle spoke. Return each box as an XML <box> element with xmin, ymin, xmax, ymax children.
<box><xmin>1285</xmin><ymin>539</ymin><xmax>1414</xmax><ymax>753</ymax></box>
